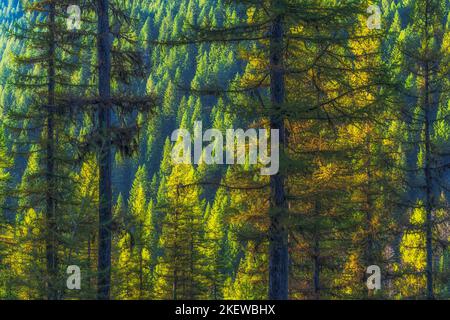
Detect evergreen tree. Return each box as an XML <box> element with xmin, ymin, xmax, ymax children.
<box><xmin>154</xmin><ymin>162</ymin><xmax>207</xmax><ymax>299</ymax></box>
<box><xmin>393</xmin><ymin>0</ymin><xmax>449</xmax><ymax>299</ymax></box>
<box><xmin>4</xmin><ymin>0</ymin><xmax>85</xmax><ymax>299</ymax></box>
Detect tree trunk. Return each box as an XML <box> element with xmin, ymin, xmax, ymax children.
<box><xmin>268</xmin><ymin>10</ymin><xmax>289</xmax><ymax>300</ymax></box>
<box><xmin>88</xmin><ymin>234</ymin><xmax>92</xmax><ymax>292</ymax></box>
<box><xmin>423</xmin><ymin>0</ymin><xmax>434</xmax><ymax>300</ymax></box>
<box><xmin>45</xmin><ymin>1</ymin><xmax>58</xmax><ymax>300</ymax></box>
<box><xmin>97</xmin><ymin>0</ymin><xmax>113</xmax><ymax>300</ymax></box>
<box><xmin>312</xmin><ymin>199</ymin><xmax>321</xmax><ymax>299</ymax></box>
<box><xmin>424</xmin><ymin>56</ymin><xmax>434</xmax><ymax>301</ymax></box>
<box><xmin>313</xmin><ymin>234</ymin><xmax>320</xmax><ymax>299</ymax></box>
<box><xmin>365</xmin><ymin>135</ymin><xmax>376</xmax><ymax>299</ymax></box>
<box><xmin>139</xmin><ymin>244</ymin><xmax>143</xmax><ymax>298</ymax></box>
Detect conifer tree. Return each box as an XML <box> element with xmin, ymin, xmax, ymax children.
<box><xmin>4</xmin><ymin>0</ymin><xmax>85</xmax><ymax>299</ymax></box>
<box><xmin>155</xmin><ymin>0</ymin><xmax>390</xmax><ymax>299</ymax></box>
<box><xmin>65</xmin><ymin>0</ymin><xmax>158</xmax><ymax>299</ymax></box>
<box><xmin>154</xmin><ymin>162</ymin><xmax>207</xmax><ymax>299</ymax></box>
<box><xmin>113</xmin><ymin>165</ymin><xmax>153</xmax><ymax>299</ymax></box>
<box><xmin>395</xmin><ymin>0</ymin><xmax>449</xmax><ymax>299</ymax></box>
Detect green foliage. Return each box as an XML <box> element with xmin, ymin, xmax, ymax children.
<box><xmin>0</xmin><ymin>0</ymin><xmax>449</xmax><ymax>300</ymax></box>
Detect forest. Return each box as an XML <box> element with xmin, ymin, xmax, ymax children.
<box><xmin>0</xmin><ymin>0</ymin><xmax>449</xmax><ymax>300</ymax></box>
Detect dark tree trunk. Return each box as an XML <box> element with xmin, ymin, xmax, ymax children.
<box><xmin>312</xmin><ymin>199</ymin><xmax>321</xmax><ymax>299</ymax></box>
<box><xmin>423</xmin><ymin>0</ymin><xmax>434</xmax><ymax>300</ymax></box>
<box><xmin>88</xmin><ymin>234</ymin><xmax>92</xmax><ymax>292</ymax></box>
<box><xmin>313</xmin><ymin>236</ymin><xmax>320</xmax><ymax>299</ymax></box>
<box><xmin>424</xmin><ymin>53</ymin><xmax>434</xmax><ymax>301</ymax></box>
<box><xmin>46</xmin><ymin>1</ymin><xmax>58</xmax><ymax>300</ymax></box>
<box><xmin>364</xmin><ymin>136</ymin><xmax>376</xmax><ymax>298</ymax></box>
<box><xmin>97</xmin><ymin>0</ymin><xmax>113</xmax><ymax>300</ymax></box>
<box><xmin>424</xmin><ymin>65</ymin><xmax>434</xmax><ymax>300</ymax></box>
<box><xmin>268</xmin><ymin>11</ymin><xmax>289</xmax><ymax>300</ymax></box>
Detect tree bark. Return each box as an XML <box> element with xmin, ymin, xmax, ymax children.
<box><xmin>423</xmin><ymin>51</ymin><xmax>434</xmax><ymax>301</ymax></box>
<box><xmin>268</xmin><ymin>10</ymin><xmax>289</xmax><ymax>300</ymax></box>
<box><xmin>46</xmin><ymin>1</ymin><xmax>58</xmax><ymax>300</ymax></box>
<box><xmin>311</xmin><ymin>199</ymin><xmax>321</xmax><ymax>299</ymax></box>
<box><xmin>365</xmin><ymin>135</ymin><xmax>376</xmax><ymax>298</ymax></box>
<box><xmin>423</xmin><ymin>0</ymin><xmax>434</xmax><ymax>300</ymax></box>
<box><xmin>97</xmin><ymin>0</ymin><xmax>113</xmax><ymax>300</ymax></box>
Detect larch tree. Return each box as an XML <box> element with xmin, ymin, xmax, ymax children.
<box><xmin>155</xmin><ymin>0</ymin><xmax>389</xmax><ymax>299</ymax></box>
<box><xmin>65</xmin><ymin>0</ymin><xmax>158</xmax><ymax>299</ymax></box>
<box><xmin>4</xmin><ymin>0</ymin><xmax>85</xmax><ymax>299</ymax></box>
<box><xmin>394</xmin><ymin>0</ymin><xmax>449</xmax><ymax>299</ymax></box>
<box><xmin>154</xmin><ymin>160</ymin><xmax>207</xmax><ymax>300</ymax></box>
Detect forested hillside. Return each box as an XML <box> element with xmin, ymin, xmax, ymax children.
<box><xmin>0</xmin><ymin>0</ymin><xmax>449</xmax><ymax>300</ymax></box>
